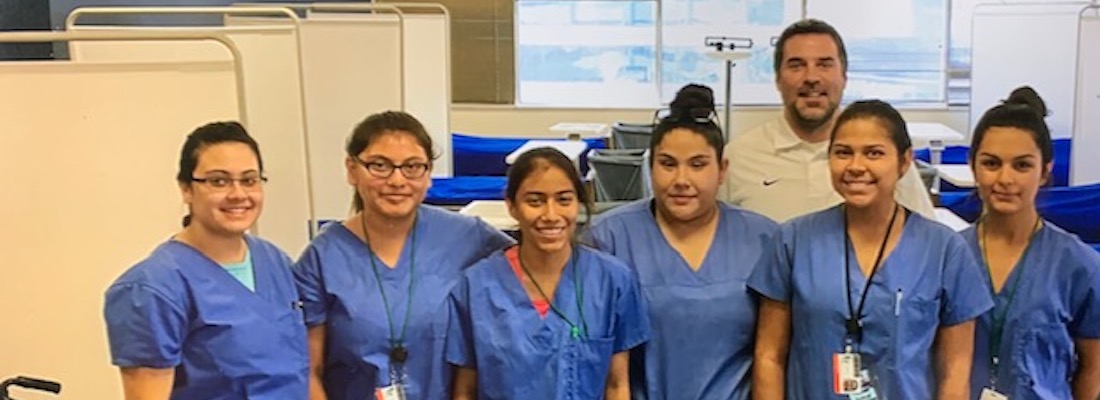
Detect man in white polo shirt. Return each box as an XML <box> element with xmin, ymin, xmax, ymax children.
<box><xmin>721</xmin><ymin>18</ymin><xmax>934</xmax><ymax>222</ymax></box>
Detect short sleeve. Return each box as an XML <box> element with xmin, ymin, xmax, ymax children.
<box><xmin>292</xmin><ymin>247</ymin><xmax>328</xmax><ymax>326</ymax></box>
<box><xmin>444</xmin><ymin>278</ymin><xmax>476</xmax><ymax>367</ymax></box>
<box><xmin>473</xmin><ymin>218</ymin><xmax>515</xmax><ymax>262</ymax></box>
<box><xmin>746</xmin><ymin>227</ymin><xmax>794</xmax><ymax>303</ymax></box>
<box><xmin>104</xmin><ymin>283</ymin><xmax>187</xmax><ymax>368</ymax></box>
<box><xmin>582</xmin><ymin>220</ymin><xmax>615</xmax><ymax>254</ymax></box>
<box><xmin>1069</xmin><ymin>246</ymin><xmax>1100</xmax><ymax>338</ymax></box>
<box><xmin>612</xmin><ymin>270</ymin><xmax>650</xmax><ymax>353</ymax></box>
<box><xmin>940</xmin><ymin>235</ymin><xmax>994</xmax><ymax>325</ymax></box>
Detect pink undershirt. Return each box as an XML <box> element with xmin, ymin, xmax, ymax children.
<box><xmin>505</xmin><ymin>246</ymin><xmax>550</xmax><ymax>318</ymax></box>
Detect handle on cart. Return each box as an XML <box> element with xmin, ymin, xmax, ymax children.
<box><xmin>1</xmin><ymin>376</ymin><xmax>61</xmax><ymax>399</ymax></box>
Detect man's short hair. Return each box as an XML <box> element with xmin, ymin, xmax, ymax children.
<box><xmin>773</xmin><ymin>18</ymin><xmax>848</xmax><ymax>76</ymax></box>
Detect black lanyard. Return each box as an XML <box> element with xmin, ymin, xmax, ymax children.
<box><xmin>517</xmin><ymin>246</ymin><xmax>589</xmax><ymax>339</ymax></box>
<box><xmin>360</xmin><ymin>213</ymin><xmax>418</xmax><ymax>364</ymax></box>
<box><xmin>979</xmin><ymin>215</ymin><xmax>1041</xmax><ymax>389</ymax></box>
<box><xmin>842</xmin><ymin>204</ymin><xmax>900</xmax><ymax>349</ymax></box>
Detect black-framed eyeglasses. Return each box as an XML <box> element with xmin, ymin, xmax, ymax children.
<box><xmin>355</xmin><ymin>157</ymin><xmax>431</xmax><ymax>179</ymax></box>
<box><xmin>190</xmin><ymin>174</ymin><xmax>267</xmax><ymax>192</ymax></box>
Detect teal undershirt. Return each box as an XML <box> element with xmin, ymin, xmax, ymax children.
<box><xmin>221</xmin><ymin>247</ymin><xmax>255</xmax><ymax>292</ymax></box>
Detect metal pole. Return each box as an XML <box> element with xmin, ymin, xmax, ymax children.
<box><xmin>725</xmin><ymin>59</ymin><xmax>732</xmax><ymax>142</ymax></box>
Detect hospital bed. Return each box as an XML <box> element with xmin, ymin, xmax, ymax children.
<box><xmin>427</xmin><ymin>133</ymin><xmax>607</xmax><ymax>205</ymax></box>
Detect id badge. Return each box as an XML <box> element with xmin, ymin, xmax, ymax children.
<box><xmin>375</xmin><ymin>384</ymin><xmax>406</xmax><ymax>400</ymax></box>
<box><xmin>833</xmin><ymin>352</ymin><xmax>862</xmax><ymax>394</ymax></box>
<box><xmin>849</xmin><ymin>386</ymin><xmax>878</xmax><ymax>400</ymax></box>
<box><xmin>979</xmin><ymin>388</ymin><xmax>1009</xmax><ymax>400</ymax></box>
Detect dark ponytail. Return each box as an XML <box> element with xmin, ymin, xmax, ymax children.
<box><xmin>969</xmin><ymin>85</ymin><xmax>1053</xmax><ymax>166</ymax></box>
<box><xmin>650</xmin><ymin>84</ymin><xmax>725</xmax><ymax>162</ymax></box>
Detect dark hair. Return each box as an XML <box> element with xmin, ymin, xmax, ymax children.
<box><xmin>651</xmin><ymin>84</ymin><xmax>725</xmax><ymax>162</ymax></box>
<box><xmin>177</xmin><ymin>121</ymin><xmax>263</xmax><ymax>227</ymax></box>
<box><xmin>969</xmin><ymin>86</ymin><xmax>1053</xmax><ymax>167</ymax></box>
<box><xmin>773</xmin><ymin>18</ymin><xmax>848</xmax><ymax>77</ymax></box>
<box><xmin>346</xmin><ymin>110</ymin><xmax>438</xmax><ymax>212</ymax></box>
<box><xmin>830</xmin><ymin>99</ymin><xmax>912</xmax><ymax>162</ymax></box>
<box><xmin>505</xmin><ymin>147</ymin><xmax>593</xmax><ymax>233</ymax></box>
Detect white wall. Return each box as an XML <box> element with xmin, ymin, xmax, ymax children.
<box><xmin>970</xmin><ymin>2</ymin><xmax>1086</xmax><ymax>140</ymax></box>
<box><xmin>1072</xmin><ymin>8</ymin><xmax>1100</xmax><ymax>185</ymax></box>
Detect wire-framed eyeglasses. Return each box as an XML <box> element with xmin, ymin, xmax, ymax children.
<box><xmin>190</xmin><ymin>174</ymin><xmax>267</xmax><ymax>192</ymax></box>
<box><xmin>355</xmin><ymin>157</ymin><xmax>431</xmax><ymax>179</ymax></box>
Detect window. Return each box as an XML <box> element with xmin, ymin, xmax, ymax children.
<box><xmin>808</xmin><ymin>0</ymin><xmax>948</xmax><ymax>104</ymax></box>
<box><xmin>516</xmin><ymin>0</ymin><xmax>956</xmax><ymax>107</ymax></box>
<box><xmin>947</xmin><ymin>0</ymin><xmax>984</xmax><ymax>104</ymax></box>
<box><xmin>659</xmin><ymin>0</ymin><xmax>800</xmax><ymax>105</ymax></box>
<box><xmin>516</xmin><ymin>1</ymin><xmax>658</xmax><ymax>107</ymax></box>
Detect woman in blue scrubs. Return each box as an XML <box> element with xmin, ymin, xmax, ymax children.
<box><xmin>104</xmin><ymin>121</ymin><xmax>308</xmax><ymax>399</ymax></box>
<box><xmin>585</xmin><ymin>84</ymin><xmax>779</xmax><ymax>400</ymax></box>
<box><xmin>750</xmin><ymin>100</ymin><xmax>993</xmax><ymax>400</ymax></box>
<box><xmin>963</xmin><ymin>87</ymin><xmax>1100</xmax><ymax>399</ymax></box>
<box><xmin>294</xmin><ymin>111</ymin><xmax>512</xmax><ymax>400</ymax></box>
<box><xmin>447</xmin><ymin>147</ymin><xmax>651</xmax><ymax>400</ymax></box>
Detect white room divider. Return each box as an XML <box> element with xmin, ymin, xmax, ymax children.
<box><xmin>0</xmin><ymin>29</ymin><xmax>244</xmax><ymax>400</ymax></box>
<box><xmin>1071</xmin><ymin>5</ymin><xmax>1100</xmax><ymax>185</ymax></box>
<box><xmin>76</xmin><ymin>3</ymin><xmax>456</xmax><ymax>227</ymax></box>
<box><xmin>66</xmin><ymin>6</ymin><xmax>316</xmax><ymax>252</ymax></box>
<box><xmin>232</xmin><ymin>2</ymin><xmax>453</xmax><ymax>224</ymax></box>
<box><xmin>970</xmin><ymin>1</ymin><xmax>1100</xmax><ymax>185</ymax></box>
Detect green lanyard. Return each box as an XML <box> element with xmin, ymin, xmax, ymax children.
<box><xmin>360</xmin><ymin>213</ymin><xmax>418</xmax><ymax>364</ymax></box>
<box><xmin>979</xmin><ymin>215</ymin><xmax>1041</xmax><ymax>389</ymax></box>
<box><xmin>517</xmin><ymin>246</ymin><xmax>589</xmax><ymax>339</ymax></box>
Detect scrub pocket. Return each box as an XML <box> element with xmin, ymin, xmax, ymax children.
<box><xmin>200</xmin><ymin>304</ymin><xmax>286</xmax><ymax>362</ymax></box>
<box><xmin>891</xmin><ymin>297</ymin><xmax>939</xmax><ymax>399</ymax></box>
<box><xmin>578</xmin><ymin>335</ymin><xmax>616</xmax><ymax>399</ymax></box>
<box><xmin>895</xmin><ymin>297</ymin><xmax>939</xmax><ymax>353</ymax></box>
<box><xmin>1014</xmin><ymin>323</ymin><xmax>1074</xmax><ymax>397</ymax></box>
<box><xmin>273</xmin><ymin>306</ymin><xmax>309</xmax><ymax>361</ymax></box>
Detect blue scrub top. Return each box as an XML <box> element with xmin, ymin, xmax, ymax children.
<box><xmin>586</xmin><ymin>200</ymin><xmax>779</xmax><ymax>400</ymax></box>
<box><xmin>104</xmin><ymin>235</ymin><xmax>308</xmax><ymax>400</ymax></box>
<box><xmin>445</xmin><ymin>245</ymin><xmax>651</xmax><ymax>400</ymax></box>
<box><xmin>294</xmin><ymin>205</ymin><xmax>513</xmax><ymax>400</ymax></box>
<box><xmin>962</xmin><ymin>222</ymin><xmax>1100</xmax><ymax>399</ymax></box>
<box><xmin>747</xmin><ymin>205</ymin><xmax>993</xmax><ymax>400</ymax></box>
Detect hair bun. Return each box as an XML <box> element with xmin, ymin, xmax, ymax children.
<box><xmin>1004</xmin><ymin>86</ymin><xmax>1049</xmax><ymax>117</ymax></box>
<box><xmin>669</xmin><ymin>84</ymin><xmax>716</xmax><ymax>117</ymax></box>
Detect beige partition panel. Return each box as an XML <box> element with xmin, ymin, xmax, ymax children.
<box><xmin>302</xmin><ymin>5</ymin><xmax>453</xmax><ymax>178</ymax></box>
<box><xmin>296</xmin><ymin>14</ymin><xmax>404</xmax><ymax>221</ymax></box>
<box><xmin>232</xmin><ymin>2</ymin><xmax>453</xmax><ymax>224</ymax></box>
<box><xmin>0</xmin><ymin>38</ymin><xmax>240</xmax><ymax>399</ymax></box>
<box><xmin>67</xmin><ymin>6</ymin><xmax>314</xmax><ymax>255</ymax></box>
<box><xmin>399</xmin><ymin>12</ymin><xmax>452</xmax><ymax>176</ymax></box>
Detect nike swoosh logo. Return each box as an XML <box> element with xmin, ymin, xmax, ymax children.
<box><xmin>763</xmin><ymin>178</ymin><xmax>781</xmax><ymax>186</ymax></box>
